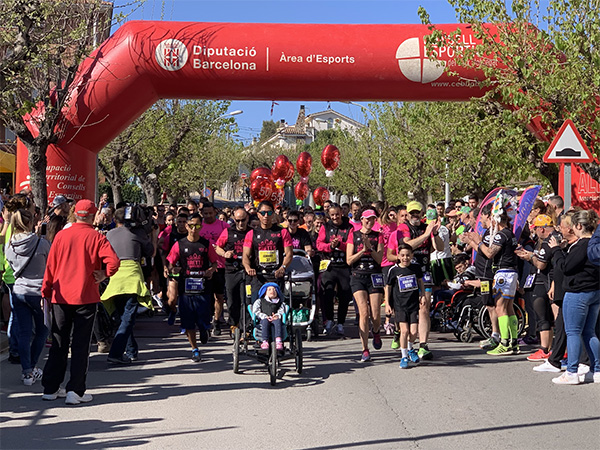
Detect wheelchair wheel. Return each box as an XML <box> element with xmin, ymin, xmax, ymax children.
<box><xmin>269</xmin><ymin>341</ymin><xmax>278</xmax><ymax>386</ymax></box>
<box><xmin>295</xmin><ymin>328</ymin><xmax>303</xmax><ymax>374</ymax></box>
<box><xmin>232</xmin><ymin>327</ymin><xmax>241</xmax><ymax>374</ymax></box>
<box><xmin>460</xmin><ymin>330</ymin><xmax>473</xmax><ymax>343</ymax></box>
<box><xmin>477</xmin><ymin>301</ymin><xmax>526</xmax><ymax>339</ymax></box>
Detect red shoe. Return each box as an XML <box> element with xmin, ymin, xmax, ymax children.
<box><xmin>527</xmin><ymin>349</ymin><xmax>550</xmax><ymax>361</ymax></box>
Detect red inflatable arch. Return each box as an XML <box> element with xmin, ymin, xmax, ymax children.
<box><xmin>17</xmin><ymin>21</ymin><xmax>492</xmax><ymax>201</ymax></box>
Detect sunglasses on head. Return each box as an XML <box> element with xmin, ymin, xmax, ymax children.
<box><xmin>258</xmin><ymin>210</ymin><xmax>274</xmax><ymax>216</ymax></box>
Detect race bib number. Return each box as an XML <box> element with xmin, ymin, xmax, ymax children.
<box><xmin>371</xmin><ymin>273</ymin><xmax>385</xmax><ymax>288</ymax></box>
<box><xmin>524</xmin><ymin>274</ymin><xmax>536</xmax><ymax>289</ymax></box>
<box><xmin>319</xmin><ymin>259</ymin><xmax>332</xmax><ymax>272</ymax></box>
<box><xmin>397</xmin><ymin>274</ymin><xmax>418</xmax><ymax>292</ymax></box>
<box><xmin>245</xmin><ymin>284</ymin><xmax>252</xmax><ymax>297</ymax></box>
<box><xmin>422</xmin><ymin>272</ymin><xmax>433</xmax><ymax>285</ymax></box>
<box><xmin>185</xmin><ymin>277</ymin><xmax>205</xmax><ymax>294</ymax></box>
<box><xmin>480</xmin><ymin>280</ymin><xmax>490</xmax><ymax>294</ymax></box>
<box><xmin>258</xmin><ymin>250</ymin><xmax>278</xmax><ymax>265</ymax></box>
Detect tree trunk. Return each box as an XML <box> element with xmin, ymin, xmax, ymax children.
<box><xmin>141</xmin><ymin>174</ymin><xmax>160</xmax><ymax>205</ymax></box>
<box><xmin>25</xmin><ymin>141</ymin><xmax>48</xmax><ymax>213</ymax></box>
<box><xmin>111</xmin><ymin>182</ymin><xmax>123</xmax><ymax>206</ymax></box>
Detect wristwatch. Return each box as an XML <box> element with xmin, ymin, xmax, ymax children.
<box><xmin>282</xmin><ymin>264</ymin><xmax>287</xmax><ymax>269</ymax></box>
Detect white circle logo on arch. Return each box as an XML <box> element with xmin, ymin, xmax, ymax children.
<box><xmin>395</xmin><ymin>37</ymin><xmax>445</xmax><ymax>84</ymax></box>
<box><xmin>155</xmin><ymin>39</ymin><xmax>189</xmax><ymax>71</ymax></box>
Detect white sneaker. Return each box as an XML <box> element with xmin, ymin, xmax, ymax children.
<box><xmin>578</xmin><ymin>370</ymin><xmax>600</xmax><ymax>383</ymax></box>
<box><xmin>65</xmin><ymin>391</ymin><xmax>93</xmax><ymax>405</ymax></box>
<box><xmin>533</xmin><ymin>361</ymin><xmax>561</xmax><ymax>373</ymax></box>
<box><xmin>552</xmin><ymin>371</ymin><xmax>581</xmax><ymax>385</ymax></box>
<box><xmin>42</xmin><ymin>388</ymin><xmax>67</xmax><ymax>401</ymax></box>
<box><xmin>335</xmin><ymin>324</ymin><xmax>344</xmax><ymax>336</ymax></box>
<box><xmin>32</xmin><ymin>367</ymin><xmax>43</xmax><ymax>381</ymax></box>
<box><xmin>577</xmin><ymin>364</ymin><xmax>590</xmax><ymax>375</ymax></box>
<box><xmin>22</xmin><ymin>374</ymin><xmax>35</xmax><ymax>386</ymax></box>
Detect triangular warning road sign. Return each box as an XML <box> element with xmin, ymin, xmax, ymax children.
<box><xmin>543</xmin><ymin>119</ymin><xmax>594</xmax><ymax>163</ymax></box>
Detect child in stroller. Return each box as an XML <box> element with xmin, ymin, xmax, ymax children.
<box><xmin>252</xmin><ymin>282</ymin><xmax>286</xmax><ymax>350</ymax></box>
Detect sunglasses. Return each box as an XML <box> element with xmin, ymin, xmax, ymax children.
<box><xmin>288</xmin><ymin>219</ymin><xmax>299</xmax><ymax>223</ymax></box>
<box><xmin>258</xmin><ymin>210</ymin><xmax>274</xmax><ymax>217</ymax></box>
<box><xmin>187</xmin><ymin>223</ymin><xmax>202</xmax><ymax>229</ymax></box>
<box><xmin>235</xmin><ymin>219</ymin><xmax>248</xmax><ymax>223</ymax></box>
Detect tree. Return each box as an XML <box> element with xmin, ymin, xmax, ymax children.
<box><xmin>418</xmin><ymin>0</ymin><xmax>600</xmax><ymax>188</ymax></box>
<box><xmin>0</xmin><ymin>0</ymin><xmax>130</xmax><ymax>211</ymax></box>
<box><xmin>99</xmin><ymin>99</ymin><xmax>240</xmax><ymax>204</ymax></box>
<box><xmin>259</xmin><ymin>120</ymin><xmax>279</xmax><ymax>143</ymax></box>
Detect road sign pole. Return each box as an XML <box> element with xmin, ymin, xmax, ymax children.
<box><xmin>564</xmin><ymin>163</ymin><xmax>572</xmax><ymax>211</ymax></box>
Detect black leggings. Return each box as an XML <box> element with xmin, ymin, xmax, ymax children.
<box><xmin>529</xmin><ymin>285</ymin><xmax>553</xmax><ymax>332</ymax></box>
<box><xmin>319</xmin><ymin>266</ymin><xmax>352</xmax><ymax>325</ymax></box>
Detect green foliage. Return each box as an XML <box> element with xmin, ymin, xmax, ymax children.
<box><xmin>259</xmin><ymin>120</ymin><xmax>279</xmax><ymax>143</ymax></box>
<box><xmin>100</xmin><ymin>99</ymin><xmax>242</xmax><ymax>202</ymax></box>
<box><xmin>419</xmin><ymin>0</ymin><xmax>600</xmax><ymax>184</ymax></box>
<box><xmin>121</xmin><ymin>183</ymin><xmax>145</xmax><ymax>204</ymax></box>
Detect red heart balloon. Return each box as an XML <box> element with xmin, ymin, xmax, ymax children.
<box><xmin>250</xmin><ymin>167</ymin><xmax>273</xmax><ymax>182</ymax></box>
<box><xmin>296</xmin><ymin>151</ymin><xmax>312</xmax><ymax>178</ymax></box>
<box><xmin>250</xmin><ymin>177</ymin><xmax>273</xmax><ymax>201</ymax></box>
<box><xmin>312</xmin><ymin>187</ymin><xmax>330</xmax><ymax>206</ymax></box>
<box><xmin>272</xmin><ymin>155</ymin><xmax>291</xmax><ymax>180</ymax></box>
<box><xmin>321</xmin><ymin>144</ymin><xmax>340</xmax><ymax>172</ymax></box>
<box><xmin>294</xmin><ymin>182</ymin><xmax>309</xmax><ymax>201</ymax></box>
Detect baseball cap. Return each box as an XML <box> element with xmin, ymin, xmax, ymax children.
<box><xmin>74</xmin><ymin>199</ymin><xmax>98</xmax><ymax>218</ymax></box>
<box><xmin>425</xmin><ymin>208</ymin><xmax>438</xmax><ymax>223</ymax></box>
<box><xmin>361</xmin><ymin>209</ymin><xmax>377</xmax><ymax>219</ymax></box>
<box><xmin>52</xmin><ymin>195</ymin><xmax>73</xmax><ymax>207</ymax></box>
<box><xmin>532</xmin><ymin>214</ymin><xmax>553</xmax><ymax>227</ymax></box>
<box><xmin>446</xmin><ymin>209</ymin><xmax>459</xmax><ymax>217</ymax></box>
<box><xmin>460</xmin><ymin>206</ymin><xmax>472</xmax><ymax>214</ymax></box>
<box><xmin>406</xmin><ymin>201</ymin><xmax>423</xmax><ymax>213</ymax></box>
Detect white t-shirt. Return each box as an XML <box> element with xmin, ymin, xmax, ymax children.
<box><xmin>430</xmin><ymin>225</ymin><xmax>452</xmax><ymax>261</ymax></box>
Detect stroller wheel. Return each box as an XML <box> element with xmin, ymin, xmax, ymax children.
<box><xmin>460</xmin><ymin>331</ymin><xmax>473</xmax><ymax>343</ymax></box>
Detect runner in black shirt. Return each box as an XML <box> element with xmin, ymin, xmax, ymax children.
<box><xmin>515</xmin><ymin>214</ymin><xmax>560</xmax><ymax>360</ymax></box>
<box><xmin>386</xmin><ymin>243</ymin><xmax>424</xmax><ymax>369</ymax></box>
<box><xmin>215</xmin><ymin>207</ymin><xmax>251</xmax><ymax>332</ymax></box>
<box><xmin>287</xmin><ymin>210</ymin><xmax>312</xmax><ymax>254</ymax></box>
<box><xmin>463</xmin><ymin>202</ymin><xmax>520</xmax><ymax>356</ymax></box>
<box><xmin>346</xmin><ymin>209</ymin><xmax>384</xmax><ymax>362</ymax></box>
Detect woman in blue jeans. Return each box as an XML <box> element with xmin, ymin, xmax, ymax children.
<box><xmin>5</xmin><ymin>209</ymin><xmax>51</xmax><ymax>386</ymax></box>
<box><xmin>550</xmin><ymin>209</ymin><xmax>600</xmax><ymax>385</ymax></box>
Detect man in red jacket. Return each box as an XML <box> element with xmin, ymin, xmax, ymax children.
<box><xmin>41</xmin><ymin>199</ymin><xmax>120</xmax><ymax>405</ymax></box>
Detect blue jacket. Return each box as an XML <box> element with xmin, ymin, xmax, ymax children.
<box><xmin>588</xmin><ymin>225</ymin><xmax>600</xmax><ymax>266</ymax></box>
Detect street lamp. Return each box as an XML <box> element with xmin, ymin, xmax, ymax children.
<box><xmin>343</xmin><ymin>101</ymin><xmax>383</xmax><ymax>197</ymax></box>
<box><xmin>203</xmin><ymin>110</ymin><xmax>244</xmax><ymax>197</ymax></box>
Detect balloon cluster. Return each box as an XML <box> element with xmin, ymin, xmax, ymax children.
<box><xmin>249</xmin><ymin>144</ymin><xmax>340</xmax><ymax>207</ymax></box>
<box><xmin>249</xmin><ymin>155</ymin><xmax>295</xmax><ymax>207</ymax></box>
<box><xmin>293</xmin><ymin>152</ymin><xmax>312</xmax><ymax>201</ymax></box>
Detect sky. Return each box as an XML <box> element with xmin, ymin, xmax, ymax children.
<box><xmin>112</xmin><ymin>0</ymin><xmax>461</xmax><ymax>143</ymax></box>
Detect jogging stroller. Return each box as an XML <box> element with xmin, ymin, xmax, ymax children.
<box><xmin>284</xmin><ymin>250</ymin><xmax>317</xmax><ymax>341</ymax></box>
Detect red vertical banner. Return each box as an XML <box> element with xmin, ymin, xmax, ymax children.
<box><xmin>559</xmin><ymin>163</ymin><xmax>600</xmax><ymax>214</ymax></box>
<box><xmin>16</xmin><ymin>140</ymin><xmax>97</xmax><ymax>202</ymax></box>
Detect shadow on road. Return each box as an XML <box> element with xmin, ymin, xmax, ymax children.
<box><xmin>294</xmin><ymin>416</ymin><xmax>600</xmax><ymax>450</ymax></box>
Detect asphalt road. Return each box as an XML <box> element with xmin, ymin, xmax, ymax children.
<box><xmin>1</xmin><ymin>312</ymin><xmax>599</xmax><ymax>450</ymax></box>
